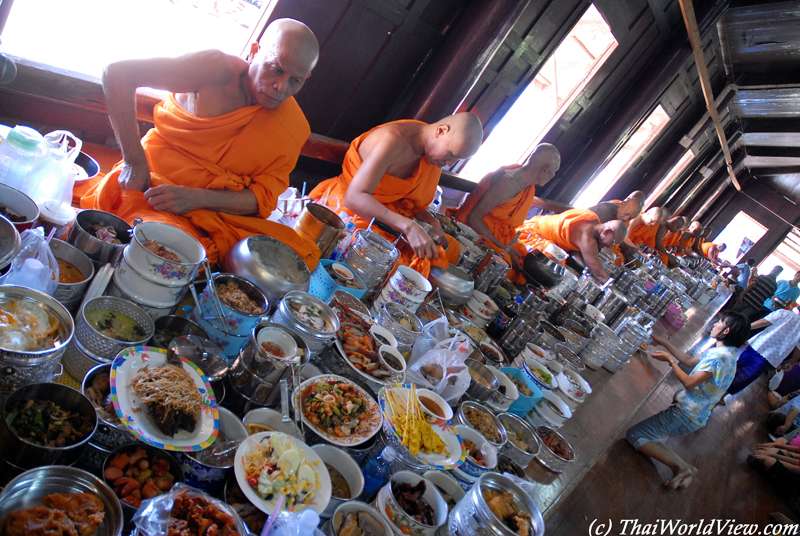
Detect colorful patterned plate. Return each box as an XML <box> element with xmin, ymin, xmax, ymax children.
<box><xmin>110</xmin><ymin>346</ymin><xmax>219</xmax><ymax>451</ymax></box>
<box><xmin>295</xmin><ymin>374</ymin><xmax>383</xmax><ymax>447</ymax></box>
<box><xmin>378</xmin><ymin>384</ymin><xmax>465</xmax><ymax>470</ymax></box>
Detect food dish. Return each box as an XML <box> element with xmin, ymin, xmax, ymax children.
<box><xmin>84</xmin><ymin>309</ymin><xmax>147</xmax><ymax>343</ymax></box>
<box><xmin>168</xmin><ymin>489</ymin><xmax>242</xmax><ymax>536</ymax></box>
<box><xmin>216</xmin><ymin>280</ymin><xmax>265</xmax><ymax>315</ymax></box>
<box><xmin>83</xmin><ymin>372</ymin><xmax>122</xmax><ymax>427</ymax></box>
<box><xmin>482</xmin><ymin>488</ymin><xmax>533</xmax><ymax>536</ymax></box>
<box><xmin>378</xmin><ymin>385</ymin><xmax>465</xmax><ymax>471</ymax></box>
<box><xmin>234</xmin><ymin>431</ymin><xmax>332</xmax><ymax>515</ymax></box>
<box><xmin>131</xmin><ymin>363</ymin><xmax>203</xmax><ymax>437</ymax></box>
<box><xmin>0</xmin><ymin>492</ymin><xmax>105</xmax><ymax>536</ymax></box>
<box><xmin>6</xmin><ymin>399</ymin><xmax>94</xmax><ymax>448</ymax></box>
<box><xmin>57</xmin><ymin>258</ymin><xmax>86</xmax><ymax>284</ymax></box>
<box><xmin>103</xmin><ymin>446</ymin><xmax>179</xmax><ymax>508</ymax></box>
<box><xmin>297</xmin><ymin>374</ymin><xmax>382</xmax><ymax>447</ymax></box>
<box><xmin>0</xmin><ymin>297</ymin><xmax>61</xmax><ymax>352</ymax></box>
<box><xmin>334</xmin><ymin>304</ymin><xmax>396</xmax><ymax>383</ymax></box>
<box><xmin>110</xmin><ymin>347</ymin><xmax>219</xmax><ymax>451</ymax></box>
<box><xmin>462</xmin><ymin>406</ymin><xmax>503</xmax><ymax>445</ymax></box>
<box><xmin>142</xmin><ymin>239</ymin><xmax>182</xmax><ymax>263</ymax></box>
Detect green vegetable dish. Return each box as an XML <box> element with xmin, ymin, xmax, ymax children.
<box><xmin>85</xmin><ymin>309</ymin><xmax>147</xmax><ymax>342</ymax></box>
<box><xmin>6</xmin><ymin>399</ymin><xmax>94</xmax><ymax>447</ymax></box>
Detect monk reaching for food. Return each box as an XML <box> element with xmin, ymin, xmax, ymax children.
<box><xmin>310</xmin><ymin>113</ymin><xmax>483</xmax><ymax>278</ymax></box>
<box><xmin>449</xmin><ymin>144</ymin><xmax>561</xmax><ymax>282</ymax></box>
<box><xmin>518</xmin><ymin>209</ymin><xmax>627</xmax><ymax>283</ymax></box>
<box><xmin>81</xmin><ymin>19</ymin><xmax>322</xmax><ymax>268</ymax></box>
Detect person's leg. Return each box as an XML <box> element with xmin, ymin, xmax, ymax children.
<box><xmin>728</xmin><ymin>346</ymin><xmax>773</xmax><ymax>395</ymax></box>
<box><xmin>638</xmin><ymin>442</ymin><xmax>697</xmax><ymax>489</ymax></box>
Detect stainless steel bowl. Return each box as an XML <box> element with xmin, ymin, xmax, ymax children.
<box><xmin>50</xmin><ymin>238</ymin><xmax>95</xmax><ymax>312</ymax></box>
<box><xmin>151</xmin><ymin>315</ymin><xmax>210</xmax><ymax>349</ymax></box>
<box><xmin>498</xmin><ymin>412</ymin><xmax>540</xmax><ymax>468</ymax></box>
<box><xmin>455</xmin><ymin>400</ymin><xmax>507</xmax><ymax>449</ymax></box>
<box><xmin>376</xmin><ymin>302</ymin><xmax>423</xmax><ymax>354</ymax></box>
<box><xmin>535</xmin><ymin>425</ymin><xmax>575</xmax><ymax>473</ymax></box>
<box><xmin>522</xmin><ymin>249</ymin><xmax>566</xmax><ymax>289</ymax></box>
<box><xmin>271</xmin><ymin>291</ymin><xmax>338</xmax><ymax>356</ymax></box>
<box><xmin>68</xmin><ymin>209</ymin><xmax>131</xmax><ymax>266</ymax></box>
<box><xmin>0</xmin><ymin>465</ymin><xmax>123</xmax><ymax>536</ymax></box>
<box><xmin>327</xmin><ymin>288</ymin><xmax>370</xmax><ymax>317</ymax></box>
<box><xmin>0</xmin><ymin>382</ymin><xmax>98</xmax><ymax>469</ymax></box>
<box><xmin>223</xmin><ymin>235</ymin><xmax>310</xmax><ymax>305</ymax></box>
<box><xmin>415</xmin><ymin>302</ymin><xmax>445</xmax><ymax>325</ymax></box>
<box><xmin>428</xmin><ymin>264</ymin><xmax>474</xmax><ymax>305</ymax></box>
<box><xmin>464</xmin><ymin>359</ymin><xmax>499</xmax><ymax>402</ymax></box>
<box><xmin>0</xmin><ymin>214</ymin><xmax>21</xmax><ymax>271</ymax></box>
<box><xmin>81</xmin><ymin>363</ymin><xmax>138</xmax><ymax>450</ymax></box>
<box><xmin>77</xmin><ymin>296</ymin><xmax>155</xmax><ymax>359</ymax></box>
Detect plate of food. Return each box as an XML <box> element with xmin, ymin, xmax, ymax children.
<box><xmin>110</xmin><ymin>346</ymin><xmax>219</xmax><ymax>451</ymax></box>
<box><xmin>235</xmin><ymin>431</ymin><xmax>331</xmax><ymax>515</ymax></box>
<box><xmin>296</xmin><ymin>374</ymin><xmax>382</xmax><ymax>447</ymax></box>
<box><xmin>333</xmin><ymin>303</ymin><xmax>400</xmax><ymax>386</ymax></box>
<box><xmin>378</xmin><ymin>384</ymin><xmax>465</xmax><ymax>471</ymax></box>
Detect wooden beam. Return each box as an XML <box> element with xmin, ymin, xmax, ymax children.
<box><xmin>678</xmin><ymin>0</ymin><xmax>741</xmax><ymax>191</ymax></box>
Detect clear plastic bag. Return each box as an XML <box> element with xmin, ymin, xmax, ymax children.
<box><xmin>133</xmin><ymin>483</ymin><xmax>247</xmax><ymax>536</ymax></box>
<box><xmin>406</xmin><ymin>316</ymin><xmax>472</xmax><ymax>403</ymax></box>
<box><xmin>0</xmin><ymin>227</ymin><xmax>59</xmax><ymax>295</ymax></box>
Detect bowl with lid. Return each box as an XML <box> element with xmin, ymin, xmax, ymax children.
<box><xmin>271</xmin><ymin>291</ymin><xmax>339</xmax><ymax>356</ymax></box>
<box><xmin>389</xmin><ymin>265</ymin><xmax>432</xmax><ymax>302</ymax></box>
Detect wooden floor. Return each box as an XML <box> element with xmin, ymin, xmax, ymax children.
<box><xmin>546</xmin><ymin>350</ymin><xmax>794</xmax><ymax>533</ymax></box>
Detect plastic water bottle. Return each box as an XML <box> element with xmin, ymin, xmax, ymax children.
<box><xmin>330</xmin><ymin>220</ymin><xmax>356</xmax><ymax>261</ymax></box>
<box><xmin>270</xmin><ymin>509</ymin><xmax>322</xmax><ymax>536</ymax></box>
<box><xmin>361</xmin><ymin>445</ymin><xmax>396</xmax><ymax>495</ymax></box>
<box><xmin>0</xmin><ymin>126</ymin><xmax>44</xmax><ymax>190</ymax></box>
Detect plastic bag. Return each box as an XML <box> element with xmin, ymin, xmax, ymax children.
<box><xmin>0</xmin><ymin>227</ymin><xmax>59</xmax><ymax>295</ymax></box>
<box><xmin>133</xmin><ymin>483</ymin><xmax>247</xmax><ymax>536</ymax></box>
<box><xmin>405</xmin><ymin>316</ymin><xmax>472</xmax><ymax>403</ymax></box>
<box><xmin>770</xmin><ymin>370</ymin><xmax>784</xmax><ymax>391</ymax></box>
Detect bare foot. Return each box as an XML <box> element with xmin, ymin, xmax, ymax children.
<box><xmin>665</xmin><ymin>466</ymin><xmax>697</xmax><ymax>490</ymax></box>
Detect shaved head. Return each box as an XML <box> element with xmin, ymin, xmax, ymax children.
<box><xmin>443</xmin><ymin>112</ymin><xmax>483</xmax><ymax>155</ymax></box>
<box><xmin>523</xmin><ymin>143</ymin><xmax>561</xmax><ymax>186</ymax></box>
<box><xmin>598</xmin><ymin>220</ymin><xmax>628</xmax><ymax>248</ymax></box>
<box><xmin>667</xmin><ymin>216</ymin><xmax>685</xmax><ymax>232</ymax></box>
<box><xmin>688</xmin><ymin>220</ymin><xmax>703</xmax><ymax>234</ymax></box>
<box><xmin>259</xmin><ymin>18</ymin><xmax>319</xmax><ymax>71</ymax></box>
<box><xmin>617</xmin><ymin>198</ymin><xmax>642</xmax><ymax>222</ymax></box>
<box><xmin>425</xmin><ymin>112</ymin><xmax>483</xmax><ymax>167</ymax></box>
<box><xmin>642</xmin><ymin>207</ymin><xmax>663</xmax><ymax>225</ymax></box>
<box><xmin>627</xmin><ymin>191</ymin><xmax>646</xmax><ymax>207</ymax></box>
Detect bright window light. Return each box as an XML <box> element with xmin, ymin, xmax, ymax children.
<box><xmin>460</xmin><ymin>4</ymin><xmax>617</xmax><ymax>182</ymax></box>
<box><xmin>572</xmin><ymin>105</ymin><xmax>670</xmax><ymax>208</ymax></box>
<box><xmin>759</xmin><ymin>228</ymin><xmax>800</xmax><ymax>275</ymax></box>
<box><xmin>713</xmin><ymin>211</ymin><xmax>767</xmax><ymax>265</ymax></box>
<box><xmin>644</xmin><ymin>149</ymin><xmax>695</xmax><ymax>209</ymax></box>
<box><xmin>2</xmin><ymin>0</ymin><xmax>267</xmax><ymax>78</ymax></box>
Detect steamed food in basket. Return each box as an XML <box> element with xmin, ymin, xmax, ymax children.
<box><xmin>85</xmin><ymin>310</ymin><xmax>146</xmax><ymax>342</ymax></box>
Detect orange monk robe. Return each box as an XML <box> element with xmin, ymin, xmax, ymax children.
<box><xmin>451</xmin><ymin>165</ymin><xmax>535</xmax><ymax>284</ymax></box>
<box><xmin>81</xmin><ymin>94</ymin><xmax>321</xmax><ymax>268</ymax></box>
<box><xmin>518</xmin><ymin>209</ymin><xmax>600</xmax><ymax>255</ymax></box>
<box><xmin>662</xmin><ymin>231</ymin><xmax>683</xmax><ymax>248</ymax></box>
<box><xmin>677</xmin><ymin>235</ymin><xmax>696</xmax><ymax>256</ymax></box>
<box><xmin>628</xmin><ymin>223</ymin><xmax>660</xmax><ymax>249</ymax></box>
<box><xmin>700</xmin><ymin>241</ymin><xmax>719</xmax><ymax>261</ymax></box>
<box><xmin>309</xmin><ymin>120</ymin><xmax>448</xmax><ymax>279</ymax></box>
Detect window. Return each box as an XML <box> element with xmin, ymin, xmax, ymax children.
<box><xmin>572</xmin><ymin>105</ymin><xmax>670</xmax><ymax>208</ymax></box>
<box><xmin>713</xmin><ymin>211</ymin><xmax>767</xmax><ymax>265</ymax></box>
<box><xmin>759</xmin><ymin>228</ymin><xmax>800</xmax><ymax>276</ymax></box>
<box><xmin>644</xmin><ymin>149</ymin><xmax>695</xmax><ymax>210</ymax></box>
<box><xmin>459</xmin><ymin>4</ymin><xmax>617</xmax><ymax>182</ymax></box>
<box><xmin>1</xmin><ymin>0</ymin><xmax>269</xmax><ymax>78</ymax></box>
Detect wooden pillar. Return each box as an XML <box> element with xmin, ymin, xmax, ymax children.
<box><xmin>402</xmin><ymin>0</ymin><xmax>532</xmax><ymax>123</ymax></box>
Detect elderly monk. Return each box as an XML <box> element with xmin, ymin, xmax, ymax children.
<box><xmin>309</xmin><ymin>113</ymin><xmax>483</xmax><ymax>278</ymax></box>
<box><xmin>450</xmin><ymin>144</ymin><xmax>560</xmax><ymax>280</ymax></box>
<box><xmin>701</xmin><ymin>242</ymin><xmax>726</xmax><ymax>264</ymax></box>
<box><xmin>590</xmin><ymin>191</ymin><xmax>645</xmax><ymax>223</ymax></box>
<box><xmin>519</xmin><ymin>209</ymin><xmax>627</xmax><ymax>283</ymax></box>
<box><xmin>81</xmin><ymin>19</ymin><xmax>322</xmax><ymax>268</ymax></box>
<box><xmin>655</xmin><ymin>216</ymin><xmax>686</xmax><ymax>267</ymax></box>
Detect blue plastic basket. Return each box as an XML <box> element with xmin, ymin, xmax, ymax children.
<box><xmin>308</xmin><ymin>259</ymin><xmax>367</xmax><ymax>303</ymax></box>
<box><xmin>501</xmin><ymin>366</ymin><xmax>543</xmax><ymax>417</ymax></box>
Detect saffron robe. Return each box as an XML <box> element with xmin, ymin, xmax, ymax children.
<box><xmin>310</xmin><ymin>120</ymin><xmax>447</xmax><ymax>278</ymax></box>
<box><xmin>81</xmin><ymin>94</ymin><xmax>320</xmax><ymax>268</ymax></box>
<box><xmin>519</xmin><ymin>209</ymin><xmax>600</xmax><ymax>254</ymax></box>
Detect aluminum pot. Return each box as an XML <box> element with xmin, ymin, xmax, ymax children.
<box><xmin>0</xmin><ymin>465</ymin><xmax>123</xmax><ymax>536</ymax></box>
<box><xmin>497</xmin><ymin>412</ymin><xmax>540</xmax><ymax>469</ymax></box>
<box><xmin>67</xmin><ymin>209</ymin><xmax>131</xmax><ymax>266</ymax></box>
<box><xmin>463</xmin><ymin>359</ymin><xmax>498</xmax><ymax>402</ymax></box>
<box><xmin>223</xmin><ymin>234</ymin><xmax>310</xmax><ymax>305</ymax></box>
<box><xmin>271</xmin><ymin>291</ymin><xmax>339</xmax><ymax>356</ymax></box>
<box><xmin>50</xmin><ymin>238</ymin><xmax>95</xmax><ymax>313</ymax></box>
<box><xmin>428</xmin><ymin>264</ymin><xmax>474</xmax><ymax>305</ymax></box>
<box><xmin>0</xmin><ymin>183</ymin><xmax>38</xmax><ymax>232</ymax></box>
<box><xmin>455</xmin><ymin>400</ymin><xmax>507</xmax><ymax>449</ymax></box>
<box><xmin>0</xmin><ymin>383</ymin><xmax>97</xmax><ymax>469</ymax></box>
<box><xmin>535</xmin><ymin>425</ymin><xmax>575</xmax><ymax>473</ymax></box>
<box><xmin>293</xmin><ymin>203</ymin><xmax>346</xmax><ymax>259</ymax></box>
<box><xmin>0</xmin><ymin>214</ymin><xmax>20</xmax><ymax>272</ymax></box>
<box><xmin>0</xmin><ymin>285</ymin><xmax>74</xmax><ymax>392</ymax></box>
<box><xmin>81</xmin><ymin>363</ymin><xmax>138</xmax><ymax>450</ymax></box>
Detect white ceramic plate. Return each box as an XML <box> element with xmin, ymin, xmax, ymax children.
<box><xmin>234</xmin><ymin>431</ymin><xmax>332</xmax><ymax>515</ymax></box>
<box><xmin>110</xmin><ymin>346</ymin><xmax>219</xmax><ymax>451</ymax></box>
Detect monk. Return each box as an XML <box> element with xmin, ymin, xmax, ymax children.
<box><xmin>701</xmin><ymin>241</ymin><xmax>726</xmax><ymax>265</ymax></box>
<box><xmin>661</xmin><ymin>217</ymin><xmax>688</xmax><ymax>252</ymax></box>
<box><xmin>693</xmin><ymin>227</ymin><xmax>712</xmax><ymax>257</ymax></box>
<box><xmin>450</xmin><ymin>144</ymin><xmax>561</xmax><ymax>280</ymax></box>
<box><xmin>81</xmin><ymin>19</ymin><xmax>322</xmax><ymax>268</ymax></box>
<box><xmin>655</xmin><ymin>216</ymin><xmax>686</xmax><ymax>267</ymax></box>
<box><xmin>619</xmin><ymin>207</ymin><xmax>670</xmax><ymax>261</ymax></box>
<box><xmin>590</xmin><ymin>191</ymin><xmax>645</xmax><ymax>223</ymax></box>
<box><xmin>678</xmin><ymin>221</ymin><xmax>704</xmax><ymax>256</ymax></box>
<box><xmin>309</xmin><ymin>113</ymin><xmax>483</xmax><ymax>278</ymax></box>
<box><xmin>519</xmin><ymin>209</ymin><xmax>627</xmax><ymax>283</ymax></box>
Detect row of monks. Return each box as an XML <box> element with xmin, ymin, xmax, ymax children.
<box><xmin>74</xmin><ymin>18</ymin><xmax>725</xmax><ymax>284</ymax></box>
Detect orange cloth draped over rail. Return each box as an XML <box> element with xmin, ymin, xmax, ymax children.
<box><xmin>81</xmin><ymin>94</ymin><xmax>321</xmax><ymax>268</ymax></box>
<box><xmin>449</xmin><ymin>165</ymin><xmax>534</xmax><ymax>284</ymax></box>
<box><xmin>309</xmin><ymin>120</ymin><xmax>447</xmax><ymax>278</ymax></box>
<box><xmin>628</xmin><ymin>223</ymin><xmax>660</xmax><ymax>249</ymax></box>
<box><xmin>519</xmin><ymin>209</ymin><xmax>600</xmax><ymax>253</ymax></box>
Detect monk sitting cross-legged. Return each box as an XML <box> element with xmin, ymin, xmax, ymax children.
<box><xmin>449</xmin><ymin>144</ymin><xmax>561</xmax><ymax>283</ymax></box>
<box><xmin>310</xmin><ymin>114</ymin><xmax>483</xmax><ymax>278</ymax></box>
<box><xmin>618</xmin><ymin>206</ymin><xmax>670</xmax><ymax>262</ymax></box>
<box><xmin>81</xmin><ymin>19</ymin><xmax>322</xmax><ymax>268</ymax></box>
<box><xmin>518</xmin><ymin>209</ymin><xmax>627</xmax><ymax>283</ymax></box>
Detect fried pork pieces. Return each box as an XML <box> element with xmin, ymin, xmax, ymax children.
<box><xmin>0</xmin><ymin>493</ymin><xmax>105</xmax><ymax>536</ymax></box>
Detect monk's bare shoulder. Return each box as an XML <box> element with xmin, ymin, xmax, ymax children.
<box><xmin>358</xmin><ymin>124</ymin><xmax>420</xmax><ymax>178</ymax></box>
<box><xmin>175</xmin><ymin>50</ymin><xmax>250</xmax><ymax>117</ymax></box>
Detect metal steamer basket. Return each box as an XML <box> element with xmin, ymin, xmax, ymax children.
<box><xmin>271</xmin><ymin>291</ymin><xmax>339</xmax><ymax>356</ymax></box>
<box><xmin>0</xmin><ymin>286</ymin><xmax>74</xmax><ymax>396</ymax></box>
<box><xmin>342</xmin><ymin>229</ymin><xmax>400</xmax><ymax>300</ymax></box>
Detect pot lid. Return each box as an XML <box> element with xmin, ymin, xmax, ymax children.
<box><xmin>169</xmin><ymin>334</ymin><xmax>228</xmax><ymax>382</ymax></box>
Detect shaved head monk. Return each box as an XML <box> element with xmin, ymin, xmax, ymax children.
<box><xmin>655</xmin><ymin>216</ymin><xmax>686</xmax><ymax>267</ymax></box>
<box><xmin>678</xmin><ymin>221</ymin><xmax>704</xmax><ymax>256</ymax></box>
<box><xmin>618</xmin><ymin>206</ymin><xmax>669</xmax><ymax>262</ymax></box>
<box><xmin>310</xmin><ymin>113</ymin><xmax>483</xmax><ymax>277</ymax></box>
<box><xmin>519</xmin><ymin>209</ymin><xmax>627</xmax><ymax>283</ymax></box>
<box><xmin>81</xmin><ymin>18</ymin><xmax>322</xmax><ymax>268</ymax></box>
<box><xmin>590</xmin><ymin>191</ymin><xmax>645</xmax><ymax>223</ymax></box>
<box><xmin>450</xmin><ymin>144</ymin><xmax>560</xmax><ymax>276</ymax></box>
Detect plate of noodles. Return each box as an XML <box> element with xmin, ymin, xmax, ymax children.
<box><xmin>110</xmin><ymin>346</ymin><xmax>219</xmax><ymax>451</ymax></box>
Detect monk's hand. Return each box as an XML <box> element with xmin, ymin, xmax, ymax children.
<box><xmin>143</xmin><ymin>184</ymin><xmax>202</xmax><ymax>215</ymax></box>
<box><xmin>509</xmin><ymin>248</ymin><xmax>524</xmax><ymax>271</ymax></box>
<box><xmin>405</xmin><ymin>221</ymin><xmax>439</xmax><ymax>260</ymax></box>
<box><xmin>119</xmin><ymin>160</ymin><xmax>152</xmax><ymax>192</ymax></box>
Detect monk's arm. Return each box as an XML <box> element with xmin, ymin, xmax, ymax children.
<box><xmin>103</xmin><ymin>51</ymin><xmax>243</xmax><ymax>191</ymax></box>
<box><xmin>692</xmin><ymin>239</ymin><xmax>704</xmax><ymax>256</ymax></box>
<box><xmin>465</xmin><ymin>172</ymin><xmax>521</xmax><ymax>250</ymax></box>
<box><xmin>343</xmin><ymin>135</ymin><xmax>438</xmax><ymax>260</ymax></box>
<box><xmin>573</xmin><ymin>227</ymin><xmax>610</xmax><ymax>283</ymax></box>
<box><xmin>143</xmin><ymin>185</ymin><xmax>258</xmax><ymax>215</ymax></box>
<box><xmin>622</xmin><ymin>215</ymin><xmax>642</xmax><ymax>247</ymax></box>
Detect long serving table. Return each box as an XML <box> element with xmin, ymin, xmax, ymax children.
<box><xmin>518</xmin><ymin>285</ymin><xmax>733</xmax><ymax>518</ymax></box>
